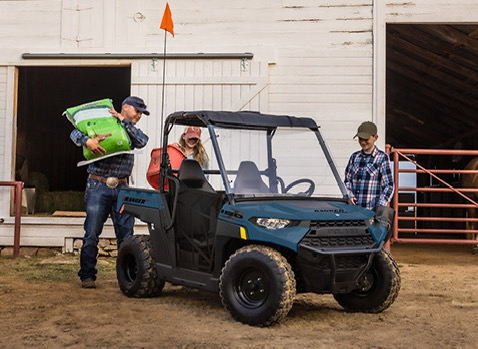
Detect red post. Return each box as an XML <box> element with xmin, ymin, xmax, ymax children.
<box><xmin>14</xmin><ymin>182</ymin><xmax>22</xmax><ymax>258</ymax></box>
<box><xmin>393</xmin><ymin>150</ymin><xmax>399</xmax><ymax>243</ymax></box>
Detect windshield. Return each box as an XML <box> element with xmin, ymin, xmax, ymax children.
<box><xmin>209</xmin><ymin>126</ymin><xmax>345</xmax><ymax>199</ymax></box>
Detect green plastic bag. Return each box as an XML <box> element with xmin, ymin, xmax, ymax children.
<box><xmin>64</xmin><ymin>99</ymin><xmax>131</xmax><ymax>161</ymax></box>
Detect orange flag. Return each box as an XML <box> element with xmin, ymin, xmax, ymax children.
<box><xmin>160</xmin><ymin>3</ymin><xmax>174</xmax><ymax>37</ymax></box>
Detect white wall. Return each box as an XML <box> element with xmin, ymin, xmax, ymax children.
<box><xmin>130</xmin><ymin>59</ymin><xmax>269</xmax><ymax>189</ymax></box>
<box><xmin>0</xmin><ymin>0</ymin><xmax>376</xmax><ymax>192</ymax></box>
<box><xmin>0</xmin><ymin>66</ymin><xmax>8</xmax><ymax>218</ymax></box>
<box><xmin>386</xmin><ymin>0</ymin><xmax>478</xmax><ymax>22</ymax></box>
<box><xmin>0</xmin><ymin>66</ymin><xmax>15</xmax><ymax>219</ymax></box>
<box><xmin>3</xmin><ymin>0</ymin><xmax>474</xmax><ymax>245</ymax></box>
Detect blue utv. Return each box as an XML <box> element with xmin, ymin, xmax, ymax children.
<box><xmin>115</xmin><ymin>110</ymin><xmax>400</xmax><ymax>326</ymax></box>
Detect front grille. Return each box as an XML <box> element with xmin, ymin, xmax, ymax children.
<box><xmin>301</xmin><ymin>219</ymin><xmax>376</xmax><ymax>249</ymax></box>
<box><xmin>302</xmin><ymin>235</ymin><xmax>375</xmax><ymax>248</ymax></box>
<box><xmin>310</xmin><ymin>220</ymin><xmax>364</xmax><ymax>228</ymax></box>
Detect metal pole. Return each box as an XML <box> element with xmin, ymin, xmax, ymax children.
<box><xmin>14</xmin><ymin>182</ymin><xmax>22</xmax><ymax>258</ymax></box>
<box><xmin>391</xmin><ymin>149</ymin><xmax>478</xmax><ymax>156</ymax></box>
<box><xmin>160</xmin><ymin>30</ymin><xmax>167</xmax><ymax>151</ymax></box>
<box><xmin>399</xmin><ymin>169</ymin><xmax>478</xmax><ymax>174</ymax></box>
<box><xmin>398</xmin><ymin>228</ymin><xmax>478</xmax><ymax>234</ymax></box>
<box><xmin>393</xmin><ymin>150</ymin><xmax>399</xmax><ymax>242</ymax></box>
<box><xmin>398</xmin><ymin>187</ymin><xmax>478</xmax><ymax>193</ymax></box>
<box><xmin>157</xmin><ymin>31</ymin><xmax>168</xmax><ymax>191</ymax></box>
<box><xmin>314</xmin><ymin>129</ymin><xmax>348</xmax><ymax>199</ymax></box>
<box><xmin>398</xmin><ymin>203</ymin><xmax>477</xmax><ymax>208</ymax></box>
<box><xmin>399</xmin><ymin>216</ymin><xmax>478</xmax><ymax>222</ymax></box>
<box><xmin>395</xmin><ymin>238</ymin><xmax>478</xmax><ymax>245</ymax></box>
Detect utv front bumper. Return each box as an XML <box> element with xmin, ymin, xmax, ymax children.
<box><xmin>297</xmin><ymin>219</ymin><xmax>384</xmax><ymax>294</ymax></box>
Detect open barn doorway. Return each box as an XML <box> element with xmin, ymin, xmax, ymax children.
<box><xmin>15</xmin><ymin>66</ymin><xmax>131</xmax><ymax>215</ymax></box>
<box><xmin>386</xmin><ymin>24</ymin><xmax>478</xmax><ymax>239</ymax></box>
<box><xmin>386</xmin><ymin>24</ymin><xmax>478</xmax><ymax>150</ymax></box>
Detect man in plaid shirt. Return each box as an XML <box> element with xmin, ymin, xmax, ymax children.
<box><xmin>70</xmin><ymin>96</ymin><xmax>149</xmax><ymax>288</ymax></box>
<box><xmin>344</xmin><ymin>121</ymin><xmax>394</xmax><ymax>211</ymax></box>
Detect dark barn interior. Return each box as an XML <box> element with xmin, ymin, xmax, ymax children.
<box><xmin>16</xmin><ymin>66</ymin><xmax>131</xmax><ymax>213</ymax></box>
<box><xmin>387</xmin><ymin>24</ymin><xmax>478</xmax><ymax>236</ymax></box>
<box><xmin>387</xmin><ymin>24</ymin><xmax>478</xmax><ymax>150</ymax></box>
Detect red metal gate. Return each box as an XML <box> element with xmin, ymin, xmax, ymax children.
<box><xmin>388</xmin><ymin>147</ymin><xmax>478</xmax><ymax>245</ymax></box>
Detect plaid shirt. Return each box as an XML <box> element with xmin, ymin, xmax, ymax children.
<box><xmin>70</xmin><ymin>119</ymin><xmax>148</xmax><ymax>179</ymax></box>
<box><xmin>344</xmin><ymin>147</ymin><xmax>394</xmax><ymax>210</ymax></box>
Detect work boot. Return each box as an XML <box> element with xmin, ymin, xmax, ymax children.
<box><xmin>81</xmin><ymin>280</ymin><xmax>96</xmax><ymax>289</ymax></box>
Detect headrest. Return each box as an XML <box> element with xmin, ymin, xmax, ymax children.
<box><xmin>234</xmin><ymin>161</ymin><xmax>270</xmax><ymax>194</ymax></box>
<box><xmin>237</xmin><ymin>161</ymin><xmax>260</xmax><ymax>174</ymax></box>
<box><xmin>178</xmin><ymin>159</ymin><xmax>207</xmax><ymax>188</ymax></box>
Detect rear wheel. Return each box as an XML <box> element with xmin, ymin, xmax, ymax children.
<box><xmin>219</xmin><ymin>245</ymin><xmax>296</xmax><ymax>326</ymax></box>
<box><xmin>333</xmin><ymin>249</ymin><xmax>400</xmax><ymax>313</ymax></box>
<box><xmin>116</xmin><ymin>235</ymin><xmax>165</xmax><ymax>298</ymax></box>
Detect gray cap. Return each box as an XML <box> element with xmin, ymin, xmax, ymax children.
<box><xmin>354</xmin><ymin>121</ymin><xmax>377</xmax><ymax>139</ymax></box>
<box><xmin>122</xmin><ymin>96</ymin><xmax>150</xmax><ymax>115</ymax></box>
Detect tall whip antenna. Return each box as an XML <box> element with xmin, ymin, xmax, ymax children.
<box><xmin>160</xmin><ymin>31</ymin><xmax>167</xmax><ymax>147</ymax></box>
<box><xmin>159</xmin><ymin>2</ymin><xmax>174</xmax><ymax>148</ymax></box>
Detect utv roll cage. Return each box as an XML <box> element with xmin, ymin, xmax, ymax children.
<box><xmin>158</xmin><ymin>110</ymin><xmax>349</xmax><ymax>204</ymax></box>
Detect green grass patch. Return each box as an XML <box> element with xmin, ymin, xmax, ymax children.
<box><xmin>14</xmin><ymin>263</ymin><xmax>81</xmax><ymax>282</ymax></box>
<box><xmin>0</xmin><ymin>256</ymin><xmax>116</xmax><ymax>283</ymax></box>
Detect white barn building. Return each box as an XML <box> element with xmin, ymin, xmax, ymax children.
<box><xmin>1</xmin><ymin>1</ymin><xmax>477</xmax><ymax>251</ymax></box>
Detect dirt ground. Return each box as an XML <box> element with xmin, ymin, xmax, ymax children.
<box><xmin>0</xmin><ymin>244</ymin><xmax>477</xmax><ymax>348</ymax></box>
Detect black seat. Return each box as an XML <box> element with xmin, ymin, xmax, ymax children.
<box><xmin>233</xmin><ymin>161</ymin><xmax>271</xmax><ymax>194</ymax></box>
<box><xmin>178</xmin><ymin>159</ymin><xmax>215</xmax><ymax>193</ymax></box>
<box><xmin>175</xmin><ymin>159</ymin><xmax>221</xmax><ymax>270</ymax></box>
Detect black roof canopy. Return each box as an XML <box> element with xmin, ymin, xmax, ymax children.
<box><xmin>166</xmin><ymin>110</ymin><xmax>319</xmax><ymax>130</ymax></box>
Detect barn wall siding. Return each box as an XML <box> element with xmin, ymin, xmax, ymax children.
<box><xmin>0</xmin><ymin>1</ymin><xmax>61</xmax><ymax>48</ymax></box>
<box><xmin>0</xmin><ymin>221</ymin><xmax>148</xmax><ymax>248</ymax></box>
<box><xmin>2</xmin><ymin>0</ymin><xmax>474</xmax><ymax>246</ymax></box>
<box><xmin>0</xmin><ymin>66</ymin><xmax>15</xmax><ymax>220</ymax></box>
<box><xmin>0</xmin><ymin>0</ymin><xmax>376</xmax><ymax>161</ymax></box>
<box><xmin>130</xmin><ymin>59</ymin><xmax>269</xmax><ymax>189</ymax></box>
<box><xmin>0</xmin><ymin>67</ymin><xmax>8</xmax><ymax>218</ymax></box>
<box><xmin>386</xmin><ymin>1</ymin><xmax>478</xmax><ymax>22</ymax></box>
<box><xmin>0</xmin><ymin>0</ymin><xmax>378</xmax><ymax>243</ymax></box>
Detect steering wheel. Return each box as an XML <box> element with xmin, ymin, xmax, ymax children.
<box><xmin>284</xmin><ymin>178</ymin><xmax>315</xmax><ymax>197</ymax></box>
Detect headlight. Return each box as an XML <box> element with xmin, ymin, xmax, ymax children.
<box><xmin>254</xmin><ymin>218</ymin><xmax>291</xmax><ymax>230</ymax></box>
<box><xmin>368</xmin><ymin>217</ymin><xmax>375</xmax><ymax>225</ymax></box>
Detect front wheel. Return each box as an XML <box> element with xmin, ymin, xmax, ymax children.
<box><xmin>219</xmin><ymin>245</ymin><xmax>296</xmax><ymax>326</ymax></box>
<box><xmin>116</xmin><ymin>235</ymin><xmax>165</xmax><ymax>298</ymax></box>
<box><xmin>333</xmin><ymin>249</ymin><xmax>401</xmax><ymax>313</ymax></box>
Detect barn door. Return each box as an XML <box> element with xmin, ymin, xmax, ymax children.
<box><xmin>130</xmin><ymin>59</ymin><xmax>269</xmax><ymax>189</ymax></box>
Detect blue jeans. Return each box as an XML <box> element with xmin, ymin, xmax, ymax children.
<box><xmin>78</xmin><ymin>178</ymin><xmax>134</xmax><ymax>281</ymax></box>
